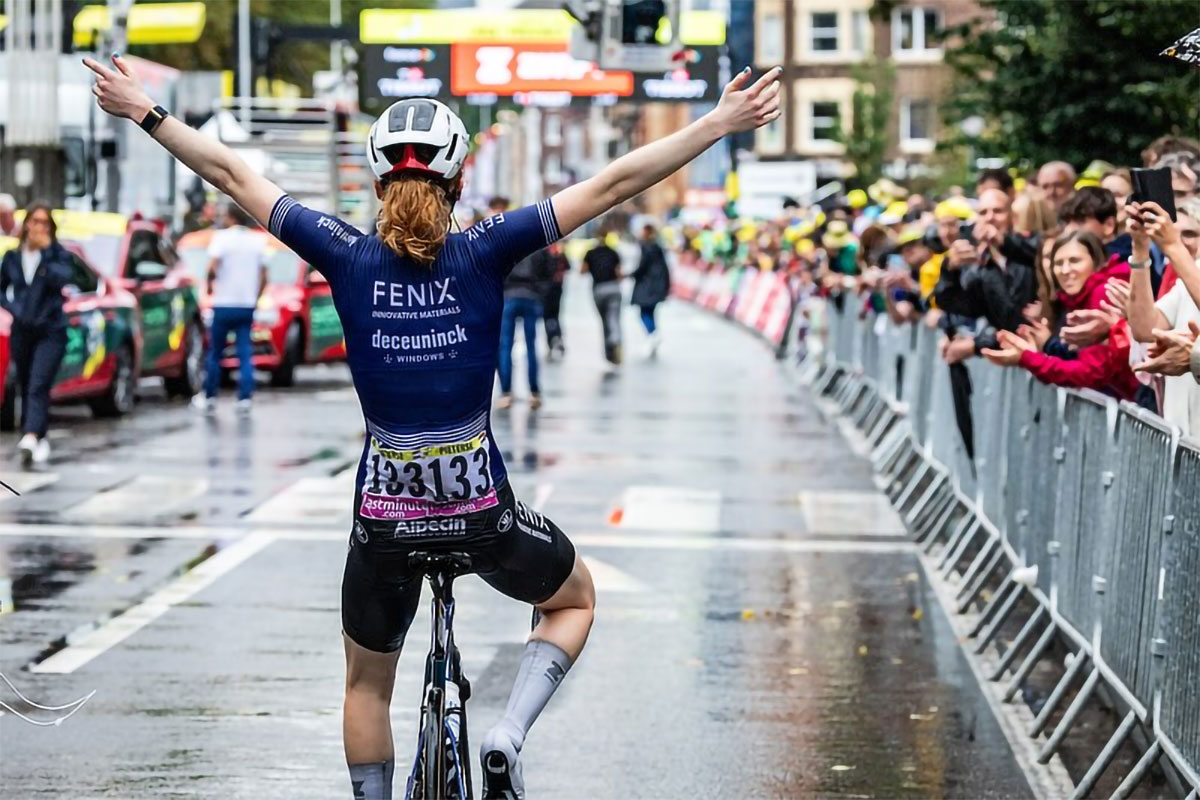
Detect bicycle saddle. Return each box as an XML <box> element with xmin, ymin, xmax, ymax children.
<box><xmin>408</xmin><ymin>551</ymin><xmax>476</xmax><ymax>576</ymax></box>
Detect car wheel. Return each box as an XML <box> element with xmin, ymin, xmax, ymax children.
<box><xmin>1</xmin><ymin>365</ymin><xmax>20</xmax><ymax>432</ymax></box>
<box><xmin>90</xmin><ymin>343</ymin><xmax>137</xmax><ymax>418</ymax></box>
<box><xmin>269</xmin><ymin>321</ymin><xmax>302</xmax><ymax>388</ymax></box>
<box><xmin>164</xmin><ymin>323</ymin><xmax>204</xmax><ymax>398</ymax></box>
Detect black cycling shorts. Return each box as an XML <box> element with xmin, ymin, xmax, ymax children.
<box><xmin>341</xmin><ymin>482</ymin><xmax>576</xmax><ymax>653</ymax></box>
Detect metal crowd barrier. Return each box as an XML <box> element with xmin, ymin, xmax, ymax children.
<box><xmin>799</xmin><ymin>293</ymin><xmax>1200</xmax><ymax>799</ymax></box>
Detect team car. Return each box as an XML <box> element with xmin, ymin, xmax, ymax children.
<box><xmin>176</xmin><ymin>228</ymin><xmax>345</xmax><ymax>386</ymax></box>
<box><xmin>0</xmin><ymin>236</ymin><xmax>142</xmax><ymax>428</ymax></box>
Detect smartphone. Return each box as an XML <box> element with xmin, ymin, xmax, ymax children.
<box><xmin>1130</xmin><ymin>167</ymin><xmax>1178</xmax><ymax>222</ymax></box>
<box><xmin>886</xmin><ymin>253</ymin><xmax>907</xmax><ymax>271</ymax></box>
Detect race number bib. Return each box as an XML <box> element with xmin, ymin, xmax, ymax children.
<box><xmin>359</xmin><ymin>430</ymin><xmax>499</xmax><ymax>521</ymax></box>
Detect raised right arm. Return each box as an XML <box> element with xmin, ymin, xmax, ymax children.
<box><xmin>85</xmin><ymin>55</ymin><xmax>282</xmax><ymax>227</ymax></box>
<box><xmin>551</xmin><ymin>67</ymin><xmax>782</xmax><ymax>237</ymax></box>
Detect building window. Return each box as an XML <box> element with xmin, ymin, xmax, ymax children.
<box><xmin>810</xmin><ymin>12</ymin><xmax>839</xmax><ymax>52</ymax></box>
<box><xmin>900</xmin><ymin>98</ymin><xmax>934</xmax><ymax>150</ymax></box>
<box><xmin>760</xmin><ymin>11</ymin><xmax>784</xmax><ymax>64</ymax></box>
<box><xmin>850</xmin><ymin>10</ymin><xmax>870</xmax><ymax>55</ymax></box>
<box><xmin>758</xmin><ymin>115</ymin><xmax>785</xmax><ymax>153</ymax></box>
<box><xmin>893</xmin><ymin>7</ymin><xmax>942</xmax><ymax>55</ymax></box>
<box><xmin>811</xmin><ymin>101</ymin><xmax>840</xmax><ymax>142</ymax></box>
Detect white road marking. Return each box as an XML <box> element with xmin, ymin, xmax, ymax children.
<box><xmin>246</xmin><ymin>471</ymin><xmax>355</xmax><ymax>523</ymax></box>
<box><xmin>63</xmin><ymin>476</ymin><xmax>209</xmax><ymax>522</ymax></box>
<box><xmin>31</xmin><ymin>531</ymin><xmax>278</xmax><ymax>675</ymax></box>
<box><xmin>531</xmin><ymin>483</ymin><xmax>554</xmax><ymax>512</ymax></box>
<box><xmin>581</xmin><ymin>556</ymin><xmax>647</xmax><ymax>593</ymax></box>
<box><xmin>0</xmin><ymin>471</ymin><xmax>59</xmax><ymax>498</ymax></box>
<box><xmin>613</xmin><ymin>486</ymin><xmax>721</xmax><ymax>532</ymax></box>
<box><xmin>798</xmin><ymin>490</ymin><xmax>907</xmax><ymax>537</ymax></box>
<box><xmin>573</xmin><ymin>533</ymin><xmax>914</xmax><ymax>554</ymax></box>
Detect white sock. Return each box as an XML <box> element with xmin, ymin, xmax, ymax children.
<box><xmin>492</xmin><ymin>639</ymin><xmax>572</xmax><ymax>751</ymax></box>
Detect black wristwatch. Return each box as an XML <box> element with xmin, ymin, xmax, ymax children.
<box><xmin>139</xmin><ymin>104</ymin><xmax>169</xmax><ymax>135</ymax></box>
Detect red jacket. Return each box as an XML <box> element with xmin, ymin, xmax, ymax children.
<box><xmin>1018</xmin><ymin>256</ymin><xmax>1138</xmax><ymax>400</ymax></box>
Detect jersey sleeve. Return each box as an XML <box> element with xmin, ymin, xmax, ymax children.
<box><xmin>206</xmin><ymin>231</ymin><xmax>224</xmax><ymax>259</ymax></box>
<box><xmin>464</xmin><ymin>199</ymin><xmax>561</xmax><ymax>278</ymax></box>
<box><xmin>267</xmin><ymin>195</ymin><xmax>363</xmax><ymax>279</ymax></box>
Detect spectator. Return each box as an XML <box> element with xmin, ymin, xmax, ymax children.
<box><xmin>0</xmin><ymin>204</ymin><xmax>73</xmax><ymax>464</ymax></box>
<box><xmin>487</xmin><ymin>196</ymin><xmax>510</xmax><ymax>215</ymax></box>
<box><xmin>934</xmin><ymin>187</ymin><xmax>1038</xmax><ymax>354</ymax></box>
<box><xmin>0</xmin><ymin>194</ymin><xmax>16</xmax><ymax>236</ymax></box>
<box><xmin>539</xmin><ymin>242</ymin><xmax>569</xmax><ymax>360</ymax></box>
<box><xmin>1059</xmin><ymin>187</ymin><xmax>1121</xmax><ymax>255</ymax></box>
<box><xmin>197</xmin><ymin>204</ymin><xmax>267</xmax><ymax>415</ymax></box>
<box><xmin>882</xmin><ymin>227</ymin><xmax>931</xmax><ymax>323</ymax></box>
<box><xmin>497</xmin><ymin>250</ymin><xmax>549</xmax><ymax>410</ymax></box>
<box><xmin>1157</xmin><ymin>153</ymin><xmax>1199</xmax><ymax>204</ymax></box>
<box><xmin>1036</xmin><ymin>161</ymin><xmax>1077</xmax><ymax>212</ymax></box>
<box><xmin>1142</xmin><ymin>135</ymin><xmax>1200</xmax><ymax>168</ymax></box>
<box><xmin>919</xmin><ymin>198</ymin><xmax>974</xmax><ymax>308</ymax></box>
<box><xmin>631</xmin><ymin>223</ymin><xmax>671</xmax><ymax>358</ymax></box>
<box><xmin>822</xmin><ymin>220</ymin><xmax>858</xmax><ymax>274</ymax></box>
<box><xmin>976</xmin><ymin>168</ymin><xmax>1015</xmax><ymax>200</ymax></box>
<box><xmin>1012</xmin><ymin>192</ymin><xmax>1057</xmax><ymax>238</ymax></box>
<box><xmin>1123</xmin><ymin>199</ymin><xmax>1200</xmax><ymax>433</ymax></box>
<box><xmin>982</xmin><ymin>231</ymin><xmax>1137</xmax><ymax>400</ymax></box>
<box><xmin>1101</xmin><ymin>169</ymin><xmax>1133</xmax><ymax>225</ymax></box>
<box><xmin>582</xmin><ymin>236</ymin><xmax>624</xmax><ymax>365</ymax></box>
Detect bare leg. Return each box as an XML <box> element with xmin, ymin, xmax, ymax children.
<box><xmin>530</xmin><ymin>553</ymin><xmax>595</xmax><ymax>659</ymax></box>
<box><xmin>343</xmin><ymin>634</ymin><xmax>401</xmax><ymax>764</ymax></box>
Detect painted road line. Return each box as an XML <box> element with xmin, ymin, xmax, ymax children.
<box><xmin>0</xmin><ymin>523</ymin><xmax>244</xmax><ymax>539</ymax></box>
<box><xmin>573</xmin><ymin>533</ymin><xmax>914</xmax><ymax>554</ymax></box>
<box><xmin>582</xmin><ymin>556</ymin><xmax>647</xmax><ymax>593</ymax></box>
<box><xmin>31</xmin><ymin>531</ymin><xmax>278</xmax><ymax>675</ymax></box>
<box><xmin>63</xmin><ymin>475</ymin><xmax>209</xmax><ymax>522</ymax></box>
<box><xmin>532</xmin><ymin>483</ymin><xmax>554</xmax><ymax>512</ymax></box>
<box><xmin>246</xmin><ymin>473</ymin><xmax>354</xmax><ymax>523</ymax></box>
<box><xmin>797</xmin><ymin>490</ymin><xmax>907</xmax><ymax>537</ymax></box>
<box><xmin>0</xmin><ymin>471</ymin><xmax>59</xmax><ymax>498</ymax></box>
<box><xmin>610</xmin><ymin>486</ymin><xmax>721</xmax><ymax>532</ymax></box>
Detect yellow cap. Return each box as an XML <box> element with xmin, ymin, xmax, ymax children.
<box><xmin>796</xmin><ymin>238</ymin><xmax>816</xmax><ymax>256</ymax></box>
<box><xmin>897</xmin><ymin>226</ymin><xmax>925</xmax><ymax>246</ymax></box>
<box><xmin>934</xmin><ymin>198</ymin><xmax>973</xmax><ymax>221</ymax></box>
<box><xmin>847</xmin><ymin>189</ymin><xmax>868</xmax><ymax>209</ymax></box>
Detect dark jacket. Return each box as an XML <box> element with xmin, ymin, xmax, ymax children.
<box><xmin>933</xmin><ymin>233</ymin><xmax>1038</xmax><ymax>351</ymax></box>
<box><xmin>631</xmin><ymin>241</ymin><xmax>670</xmax><ymax>308</ymax></box>
<box><xmin>504</xmin><ymin>251</ymin><xmax>554</xmax><ymax>302</ymax></box>
<box><xmin>0</xmin><ymin>242</ymin><xmax>73</xmax><ymax>330</ymax></box>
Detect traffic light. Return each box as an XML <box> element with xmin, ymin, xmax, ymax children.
<box><xmin>567</xmin><ymin>0</ymin><xmax>681</xmax><ymax>72</ymax></box>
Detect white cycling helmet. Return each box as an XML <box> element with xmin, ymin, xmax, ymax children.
<box><xmin>366</xmin><ymin>98</ymin><xmax>469</xmax><ymax>182</ymax></box>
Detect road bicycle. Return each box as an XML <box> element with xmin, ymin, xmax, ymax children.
<box><xmin>404</xmin><ymin>551</ymin><xmax>476</xmax><ymax>800</ymax></box>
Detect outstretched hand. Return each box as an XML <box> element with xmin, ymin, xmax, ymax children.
<box><xmin>1134</xmin><ymin>321</ymin><xmax>1200</xmax><ymax>377</ymax></box>
<box><xmin>711</xmin><ymin>66</ymin><xmax>782</xmax><ymax>137</ymax></box>
<box><xmin>83</xmin><ymin>54</ymin><xmax>153</xmax><ymax>121</ymax></box>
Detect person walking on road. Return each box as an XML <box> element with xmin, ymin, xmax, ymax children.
<box><xmin>497</xmin><ymin>252</ymin><xmax>547</xmax><ymax>410</ymax></box>
<box><xmin>539</xmin><ymin>242</ymin><xmax>569</xmax><ymax>359</ymax></box>
<box><xmin>86</xmin><ymin>51</ymin><xmax>781</xmax><ymax>799</ymax></box>
<box><xmin>0</xmin><ymin>204</ymin><xmax>73</xmax><ymax>465</ymax></box>
<box><xmin>583</xmin><ymin>235</ymin><xmax>624</xmax><ymax>364</ymax></box>
<box><xmin>196</xmin><ymin>204</ymin><xmax>267</xmax><ymax>415</ymax></box>
<box><xmin>631</xmin><ymin>223</ymin><xmax>671</xmax><ymax>357</ymax></box>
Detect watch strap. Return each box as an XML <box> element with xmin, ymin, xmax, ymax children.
<box><xmin>1129</xmin><ymin>259</ymin><xmax>1149</xmax><ymax>270</ymax></box>
<box><xmin>139</xmin><ymin>105</ymin><xmax>169</xmax><ymax>135</ymax></box>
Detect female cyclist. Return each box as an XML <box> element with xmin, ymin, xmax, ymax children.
<box><xmin>86</xmin><ymin>53</ymin><xmax>781</xmax><ymax>799</ymax></box>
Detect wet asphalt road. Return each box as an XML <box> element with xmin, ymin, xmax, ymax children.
<box><xmin>0</xmin><ymin>280</ymin><xmax>1033</xmax><ymax>798</ymax></box>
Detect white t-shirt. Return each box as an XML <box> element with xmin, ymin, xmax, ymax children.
<box><xmin>207</xmin><ymin>226</ymin><xmax>266</xmax><ymax>308</ymax></box>
<box><xmin>1155</xmin><ymin>279</ymin><xmax>1200</xmax><ymax>437</ymax></box>
<box><xmin>21</xmin><ymin>247</ymin><xmax>41</xmax><ymax>286</ymax></box>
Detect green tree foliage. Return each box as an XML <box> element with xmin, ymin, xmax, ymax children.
<box><xmin>835</xmin><ymin>58</ymin><xmax>894</xmax><ymax>186</ymax></box>
<box><xmin>940</xmin><ymin>0</ymin><xmax>1200</xmax><ymax>168</ymax></box>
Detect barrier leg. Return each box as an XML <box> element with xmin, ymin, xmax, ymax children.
<box><xmin>909</xmin><ymin>484</ymin><xmax>949</xmax><ymax>536</ymax></box>
<box><xmin>967</xmin><ymin>573</ymin><xmax>1016</xmax><ymax>637</ymax></box>
<box><xmin>870</xmin><ymin>426</ymin><xmax>907</xmax><ymax>471</ymax></box>
<box><xmin>1030</xmin><ymin>652</ymin><xmax>1090</xmax><ymax>738</ymax></box>
<box><xmin>938</xmin><ymin>516</ymin><xmax>979</xmax><ymax>571</ymax></box>
<box><xmin>1070</xmin><ymin>710</ymin><xmax>1138</xmax><ymax>799</ymax></box>
<box><xmin>1110</xmin><ymin>740</ymin><xmax>1161</xmax><ymax>800</ymax></box>
<box><xmin>956</xmin><ymin>544</ymin><xmax>1004</xmax><ymax>611</ymax></box>
<box><xmin>1037</xmin><ymin>666</ymin><xmax>1100</xmax><ymax>762</ymax></box>
<box><xmin>893</xmin><ymin>461</ymin><xmax>933</xmax><ymax>511</ymax></box>
<box><xmin>1003</xmin><ymin>621</ymin><xmax>1057</xmax><ymax>702</ymax></box>
<box><xmin>902</xmin><ymin>471</ymin><xmax>947</xmax><ymax>526</ymax></box>
<box><xmin>1183</xmin><ymin>788</ymin><xmax>1197</xmax><ymax>800</ymax></box>
<box><xmin>973</xmin><ymin>582</ymin><xmax>1024</xmax><ymax>653</ymax></box>
<box><xmin>915</xmin><ymin>493</ymin><xmax>958</xmax><ymax>550</ymax></box>
<box><xmin>884</xmin><ymin>450</ymin><xmax>922</xmax><ymax>499</ymax></box>
<box><xmin>989</xmin><ymin>605</ymin><xmax>1046</xmax><ymax>681</ymax></box>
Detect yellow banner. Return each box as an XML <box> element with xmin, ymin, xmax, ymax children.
<box><xmin>359</xmin><ymin>8</ymin><xmax>724</xmax><ymax>46</ymax></box>
<box><xmin>74</xmin><ymin>2</ymin><xmax>206</xmax><ymax>48</ymax></box>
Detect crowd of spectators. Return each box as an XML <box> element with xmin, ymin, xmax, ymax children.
<box><xmin>672</xmin><ymin>134</ymin><xmax>1200</xmax><ymax>447</ymax></box>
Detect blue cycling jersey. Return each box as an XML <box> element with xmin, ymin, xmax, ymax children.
<box><xmin>269</xmin><ymin>195</ymin><xmax>561</xmax><ymax>523</ymax></box>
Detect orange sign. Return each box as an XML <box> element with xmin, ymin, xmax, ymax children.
<box><xmin>451</xmin><ymin>43</ymin><xmax>633</xmax><ymax>96</ymax></box>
